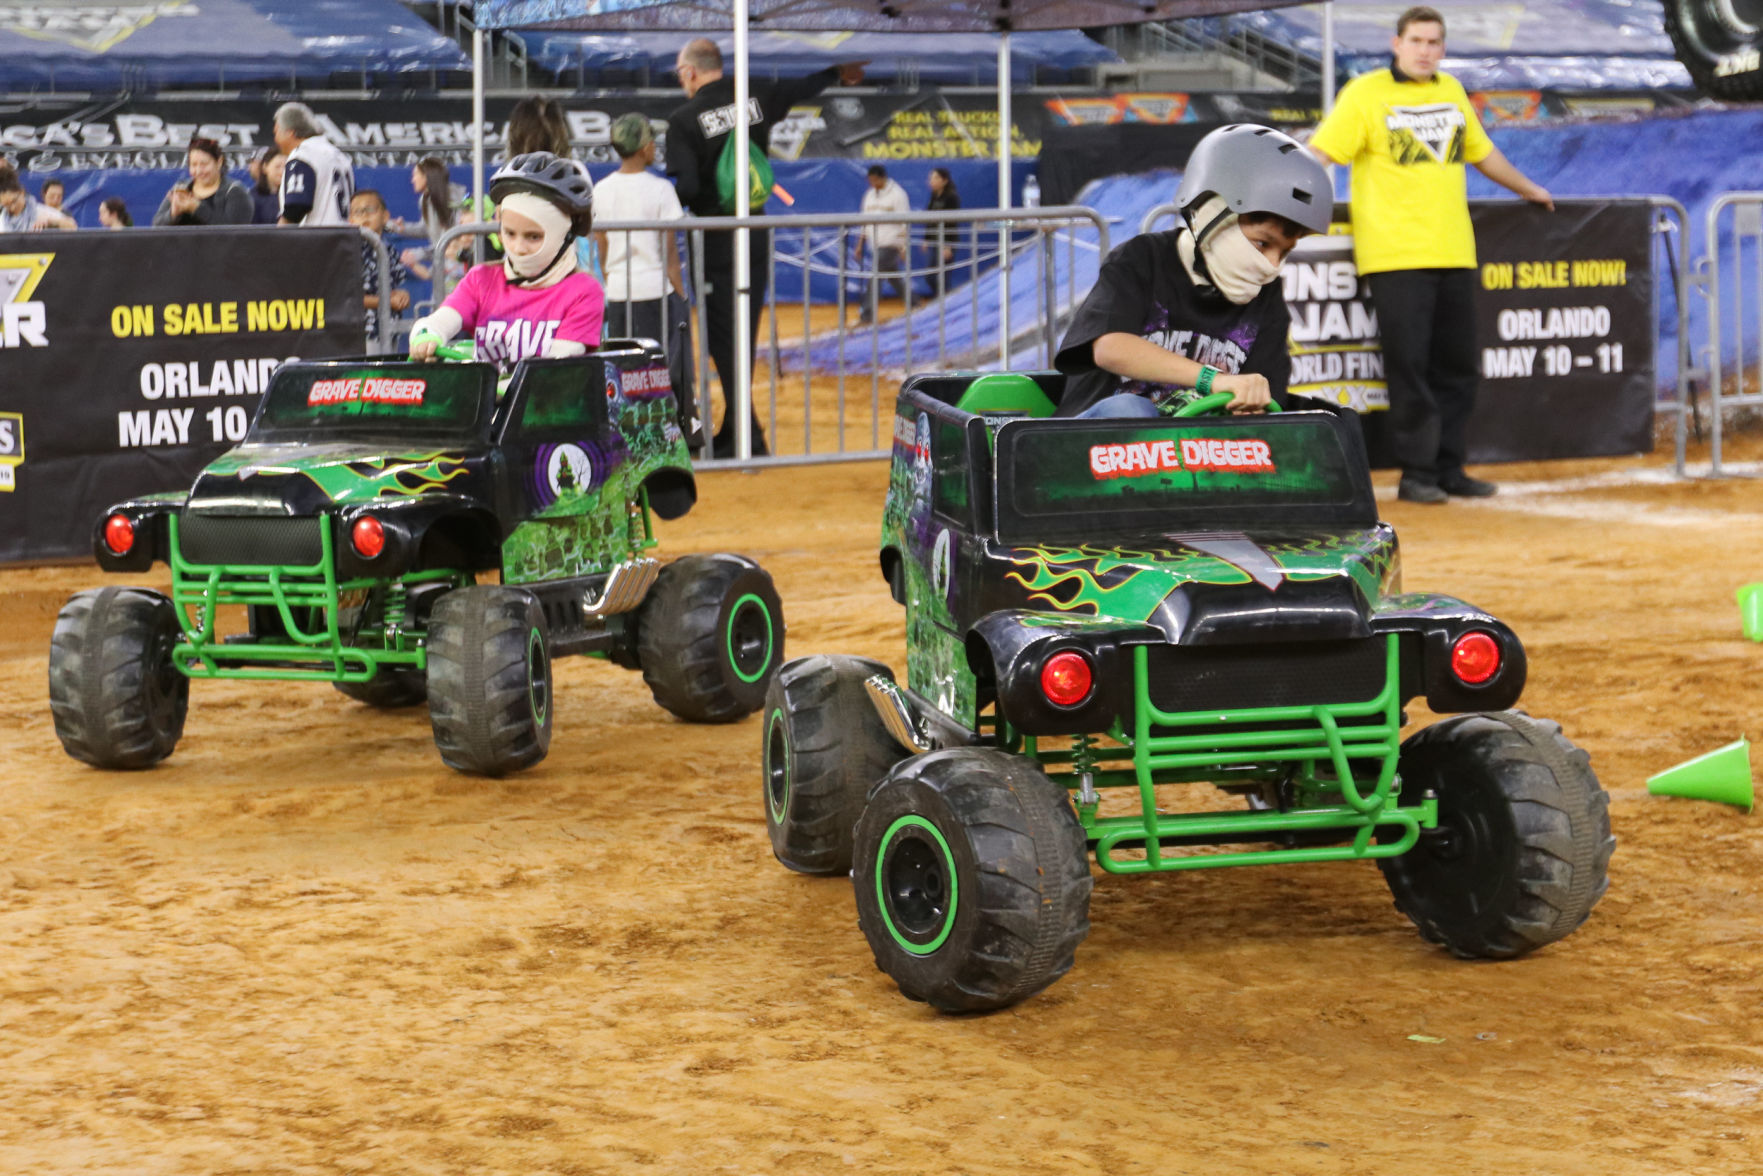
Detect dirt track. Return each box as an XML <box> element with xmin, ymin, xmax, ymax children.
<box><xmin>4</xmin><ymin>432</ymin><xmax>1762</xmax><ymax>1175</ymax></box>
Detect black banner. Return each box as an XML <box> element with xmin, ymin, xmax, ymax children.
<box><xmin>1283</xmin><ymin>200</ymin><xmax>1655</xmax><ymax>465</ymax></box>
<box><xmin>0</xmin><ymin>226</ymin><xmax>364</xmax><ymax>563</ymax></box>
<box><xmin>0</xmin><ymin>88</ymin><xmax>1695</xmax><ymax>174</ymax></box>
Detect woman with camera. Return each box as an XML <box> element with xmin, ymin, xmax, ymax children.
<box><xmin>152</xmin><ymin>137</ymin><xmax>253</xmax><ymax>227</ymax></box>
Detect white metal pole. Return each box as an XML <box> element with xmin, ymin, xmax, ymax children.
<box><xmin>734</xmin><ymin>0</ymin><xmax>753</xmax><ymax>459</ymax></box>
<box><xmin>1322</xmin><ymin>2</ymin><xmax>1336</xmax><ymax>114</ymax></box>
<box><xmin>997</xmin><ymin>30</ymin><xmax>1012</xmax><ymax>367</ymax></box>
<box><xmin>472</xmin><ymin>25</ymin><xmax>486</xmax><ymax>261</ymax></box>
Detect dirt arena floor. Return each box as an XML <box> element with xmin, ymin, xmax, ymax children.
<box><xmin>4</xmin><ymin>421</ymin><xmax>1762</xmax><ymax>1175</ymax></box>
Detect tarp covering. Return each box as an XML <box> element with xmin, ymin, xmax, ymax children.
<box><xmin>477</xmin><ymin>0</ymin><xmax>1304</xmax><ymax>33</ymax></box>
<box><xmin>1224</xmin><ymin>0</ymin><xmax>1692</xmax><ymax>91</ymax></box>
<box><xmin>0</xmin><ymin>0</ymin><xmax>472</xmax><ymax>90</ymax></box>
<box><xmin>528</xmin><ymin>29</ymin><xmax>1119</xmax><ymax>85</ymax></box>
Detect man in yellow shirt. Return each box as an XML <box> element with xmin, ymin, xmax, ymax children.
<box><xmin>1309</xmin><ymin>6</ymin><xmax>1553</xmax><ymax>503</ymax></box>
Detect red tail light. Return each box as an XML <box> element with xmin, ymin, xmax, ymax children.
<box><xmin>103</xmin><ymin>513</ymin><xmax>135</xmax><ymax>556</ymax></box>
<box><xmin>351</xmin><ymin>515</ymin><xmax>386</xmax><ymax>559</ymax></box>
<box><xmin>1451</xmin><ymin>631</ymin><xmax>1500</xmax><ymax>684</ymax></box>
<box><xmin>1040</xmin><ymin>651</ymin><xmax>1094</xmax><ymax>708</ymax></box>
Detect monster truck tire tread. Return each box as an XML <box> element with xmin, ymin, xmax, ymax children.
<box><xmin>636</xmin><ymin>554</ymin><xmax>783</xmax><ymax>723</ymax></box>
<box><xmin>426</xmin><ymin>586</ymin><xmax>552</xmax><ymax>776</ymax></box>
<box><xmin>1665</xmin><ymin>0</ymin><xmax>1763</xmax><ymax>101</ymax></box>
<box><xmin>1380</xmin><ymin>711</ymin><xmax>1614</xmax><ymax>960</ymax></box>
<box><xmin>48</xmin><ymin>586</ymin><xmax>189</xmax><ymax>770</ymax></box>
<box><xmin>763</xmin><ymin>655</ymin><xmax>907</xmax><ymax>874</ymax></box>
<box><xmin>853</xmin><ymin>749</ymin><xmax>1093</xmax><ymax>1013</ymax></box>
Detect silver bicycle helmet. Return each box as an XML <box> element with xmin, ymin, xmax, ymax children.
<box><xmin>489</xmin><ymin>151</ymin><xmax>594</xmax><ymax>215</ymax></box>
<box><xmin>1174</xmin><ymin>124</ymin><xmax>1331</xmax><ymax>237</ymax></box>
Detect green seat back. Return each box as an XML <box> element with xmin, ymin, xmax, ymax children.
<box><xmin>954</xmin><ymin>372</ymin><xmax>1057</xmax><ymax>419</ymax></box>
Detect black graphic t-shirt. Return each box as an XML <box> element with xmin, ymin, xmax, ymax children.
<box><xmin>1053</xmin><ymin>230</ymin><xmax>1291</xmax><ymax>417</ymax></box>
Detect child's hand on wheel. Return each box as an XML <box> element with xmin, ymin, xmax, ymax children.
<box><xmin>1215</xmin><ymin>372</ymin><xmax>1271</xmax><ymax>413</ymax></box>
<box><xmin>409</xmin><ymin>327</ymin><xmax>443</xmax><ymax>362</ymax></box>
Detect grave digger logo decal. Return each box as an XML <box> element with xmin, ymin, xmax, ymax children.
<box><xmin>1089</xmin><ymin>436</ymin><xmax>1276</xmax><ymax>479</ymax></box>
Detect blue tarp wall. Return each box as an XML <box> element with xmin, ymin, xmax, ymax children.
<box><xmin>526</xmin><ymin>30</ymin><xmax>1120</xmax><ymax>85</ymax></box>
<box><xmin>0</xmin><ymin>0</ymin><xmax>471</xmax><ymax>90</ymax></box>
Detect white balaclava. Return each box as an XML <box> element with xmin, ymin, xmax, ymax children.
<box><xmin>1179</xmin><ymin>195</ymin><xmax>1283</xmax><ymax>306</ymax></box>
<box><xmin>499</xmin><ymin>192</ymin><xmax>577</xmax><ymax>287</ymax></box>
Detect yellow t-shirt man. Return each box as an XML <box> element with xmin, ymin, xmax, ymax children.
<box><xmin>1309</xmin><ymin>68</ymin><xmax>1493</xmax><ymax>274</ymax></box>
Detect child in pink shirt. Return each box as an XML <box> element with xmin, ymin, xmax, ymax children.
<box><xmin>410</xmin><ymin>152</ymin><xmax>604</xmax><ymax>370</ymax></box>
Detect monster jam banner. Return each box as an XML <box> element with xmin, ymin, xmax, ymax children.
<box><xmin>1284</xmin><ymin>200</ymin><xmax>1655</xmax><ymax>464</ymax></box>
<box><xmin>0</xmin><ymin>226</ymin><xmax>363</xmax><ymax>563</ymax></box>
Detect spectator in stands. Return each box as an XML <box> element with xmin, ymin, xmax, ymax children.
<box><xmin>505</xmin><ymin>96</ymin><xmax>573</xmax><ymax>158</ymax></box>
<box><xmin>350</xmin><ymin>190</ymin><xmax>412</xmax><ymax>343</ymax></box>
<box><xmin>855</xmin><ymin>164</ymin><xmax>910</xmax><ymax>325</ymax></box>
<box><xmin>666</xmin><ymin>37</ymin><xmax>865</xmax><ymax>457</ymax></box>
<box><xmin>0</xmin><ymin>164</ymin><xmax>74</xmax><ymax>231</ymax></box>
<box><xmin>1308</xmin><ymin>5</ymin><xmax>1553</xmax><ymax>503</ymax></box>
<box><xmin>593</xmin><ymin>114</ymin><xmax>685</xmax><ymax>342</ymax></box>
<box><xmin>153</xmin><ymin>137</ymin><xmax>253</xmax><ymax>227</ymax></box>
<box><xmin>99</xmin><ymin>198</ymin><xmax>133</xmax><ymax>229</ymax></box>
<box><xmin>250</xmin><ymin>148</ymin><xmax>285</xmax><ymax>225</ymax></box>
<box><xmin>275</xmin><ymin>102</ymin><xmax>355</xmax><ymax>227</ymax></box>
<box><xmin>408</xmin><ymin>152</ymin><xmax>604</xmax><ymax>373</ymax></box>
<box><xmin>40</xmin><ymin>179</ymin><xmax>64</xmax><ymax>212</ymax></box>
<box><xmin>394</xmin><ymin>157</ymin><xmax>468</xmax><ymax>285</ymax></box>
<box><xmin>926</xmin><ymin>167</ymin><xmax>960</xmax><ymax>273</ymax></box>
<box><xmin>1053</xmin><ymin>124</ymin><xmax>1331</xmax><ymax>419</ymax></box>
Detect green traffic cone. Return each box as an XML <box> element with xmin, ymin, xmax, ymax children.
<box><xmin>1738</xmin><ymin>582</ymin><xmax>1763</xmax><ymax>642</ymax></box>
<box><xmin>1646</xmin><ymin>738</ymin><xmax>1754</xmax><ymax>812</ymax></box>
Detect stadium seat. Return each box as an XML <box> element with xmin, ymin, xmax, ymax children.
<box><xmin>955</xmin><ymin>373</ymin><xmax>1057</xmax><ymax>418</ymax></box>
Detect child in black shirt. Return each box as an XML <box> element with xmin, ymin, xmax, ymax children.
<box><xmin>1054</xmin><ymin>124</ymin><xmax>1332</xmax><ymax>418</ymax></box>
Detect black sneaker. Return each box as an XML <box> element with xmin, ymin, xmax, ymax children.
<box><xmin>1439</xmin><ymin>471</ymin><xmax>1497</xmax><ymax>497</ymax></box>
<box><xmin>1397</xmin><ymin>475</ymin><xmax>1448</xmax><ymax>504</ymax></box>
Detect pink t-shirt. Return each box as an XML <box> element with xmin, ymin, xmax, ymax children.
<box><xmin>441</xmin><ymin>262</ymin><xmax>605</xmax><ymax>369</ymax></box>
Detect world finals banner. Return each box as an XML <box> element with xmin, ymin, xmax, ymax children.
<box><xmin>1283</xmin><ymin>199</ymin><xmax>1656</xmax><ymax>465</ymax></box>
<box><xmin>0</xmin><ymin>226</ymin><xmax>364</xmax><ymax>563</ymax></box>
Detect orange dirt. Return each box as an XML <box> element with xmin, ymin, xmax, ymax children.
<box><xmin>3</xmin><ymin>430</ymin><xmax>1762</xmax><ymax>1175</ymax></box>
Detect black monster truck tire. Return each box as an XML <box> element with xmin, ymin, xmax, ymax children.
<box><xmin>48</xmin><ymin>587</ymin><xmax>189</xmax><ymax>770</ymax></box>
<box><xmin>635</xmin><ymin>554</ymin><xmax>783</xmax><ymax>722</ymax></box>
<box><xmin>1667</xmin><ymin>0</ymin><xmax>1763</xmax><ymax>100</ymax></box>
<box><xmin>763</xmin><ymin>655</ymin><xmax>907</xmax><ymax>874</ymax></box>
<box><xmin>1379</xmin><ymin>711</ymin><xmax>1615</xmax><ymax>959</ymax></box>
<box><xmin>852</xmin><ymin>749</ymin><xmax>1093</xmax><ymax>1013</ymax></box>
<box><xmin>426</xmin><ymin>586</ymin><xmax>552</xmax><ymax>776</ymax></box>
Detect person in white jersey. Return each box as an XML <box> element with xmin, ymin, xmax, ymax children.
<box><xmin>592</xmin><ymin>114</ymin><xmax>692</xmax><ymax>388</ymax></box>
<box><xmin>274</xmin><ymin>102</ymin><xmax>355</xmax><ymax>227</ymax></box>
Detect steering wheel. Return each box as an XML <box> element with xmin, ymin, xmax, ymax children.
<box><xmin>1171</xmin><ymin>390</ymin><xmax>1282</xmax><ymax>418</ymax></box>
<box><xmin>434</xmin><ymin>341</ymin><xmax>476</xmax><ymax>362</ymax></box>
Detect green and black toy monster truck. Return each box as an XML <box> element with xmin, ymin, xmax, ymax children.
<box><xmin>762</xmin><ymin>371</ymin><xmax>1613</xmax><ymax>1012</ymax></box>
<box><xmin>49</xmin><ymin>343</ymin><xmax>783</xmax><ymax>776</ymax></box>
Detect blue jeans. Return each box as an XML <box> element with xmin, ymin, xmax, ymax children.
<box><xmin>1078</xmin><ymin>393</ymin><xmax>1160</xmax><ymax>419</ymax></box>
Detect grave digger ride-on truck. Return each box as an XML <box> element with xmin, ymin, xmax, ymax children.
<box><xmin>49</xmin><ymin>345</ymin><xmax>784</xmax><ymax>777</ymax></box>
<box><xmin>762</xmin><ymin>371</ymin><xmax>1614</xmax><ymax>1013</ymax></box>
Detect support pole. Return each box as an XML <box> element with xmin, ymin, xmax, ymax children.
<box><xmin>997</xmin><ymin>30</ymin><xmax>1012</xmax><ymax>367</ymax></box>
<box><xmin>472</xmin><ymin>26</ymin><xmax>486</xmax><ymax>264</ymax></box>
<box><xmin>734</xmin><ymin>0</ymin><xmax>754</xmax><ymax>459</ymax></box>
<box><xmin>1322</xmin><ymin>2</ymin><xmax>1337</xmax><ymax>114</ymax></box>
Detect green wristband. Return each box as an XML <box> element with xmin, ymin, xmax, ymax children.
<box><xmin>1196</xmin><ymin>365</ymin><xmax>1219</xmax><ymax>395</ymax></box>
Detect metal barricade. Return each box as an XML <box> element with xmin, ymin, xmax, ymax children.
<box><xmin>1696</xmin><ymin>192</ymin><xmax>1763</xmax><ymax>476</ymax></box>
<box><xmin>1141</xmin><ymin>196</ymin><xmax>1696</xmax><ymax>475</ymax></box>
<box><xmin>431</xmin><ymin>206</ymin><xmax>1109</xmax><ymax>467</ymax></box>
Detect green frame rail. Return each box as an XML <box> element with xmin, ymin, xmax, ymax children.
<box><xmin>1028</xmin><ymin>636</ymin><xmax>1436</xmax><ymax>874</ymax></box>
<box><xmin>168</xmin><ymin>513</ymin><xmax>462</xmax><ymax>683</ymax></box>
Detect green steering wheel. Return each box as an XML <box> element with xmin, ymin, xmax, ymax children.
<box><xmin>1171</xmin><ymin>390</ymin><xmax>1282</xmax><ymax>418</ymax></box>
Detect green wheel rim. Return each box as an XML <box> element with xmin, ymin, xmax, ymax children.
<box><xmin>527</xmin><ymin>627</ymin><xmax>549</xmax><ymax>725</ymax></box>
<box><xmin>725</xmin><ymin>592</ymin><xmax>775</xmax><ymax>684</ymax></box>
<box><xmin>764</xmin><ymin>708</ymin><xmax>790</xmax><ymax>824</ymax></box>
<box><xmin>875</xmin><ymin>815</ymin><xmax>959</xmax><ymax>955</ymax></box>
